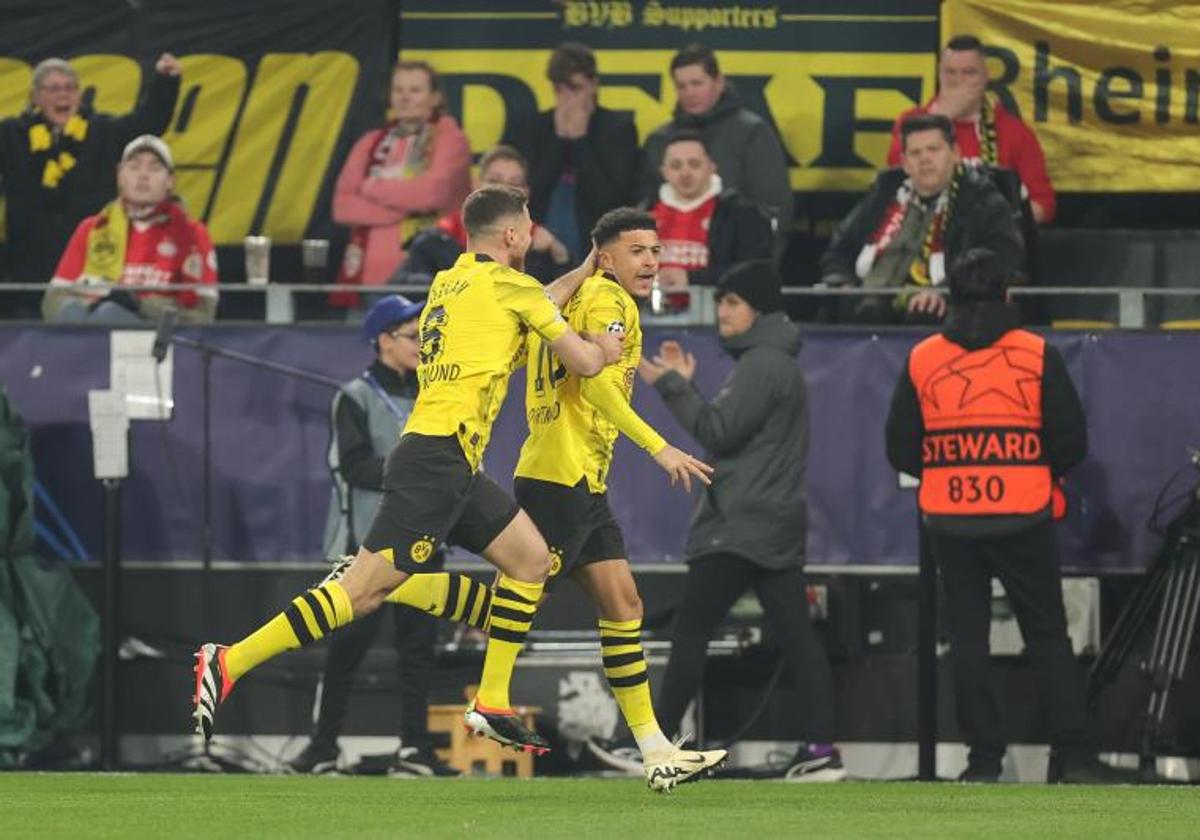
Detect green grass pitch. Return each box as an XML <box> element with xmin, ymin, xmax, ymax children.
<box><xmin>3</xmin><ymin>774</ymin><xmax>1199</xmax><ymax>838</ymax></box>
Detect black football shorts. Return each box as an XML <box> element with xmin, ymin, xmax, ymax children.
<box><xmin>362</xmin><ymin>434</ymin><xmax>519</xmax><ymax>573</ymax></box>
<box><xmin>513</xmin><ymin>476</ymin><xmax>627</xmax><ymax>590</ymax></box>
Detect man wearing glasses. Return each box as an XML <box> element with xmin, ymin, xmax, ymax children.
<box><xmin>0</xmin><ymin>53</ymin><xmax>181</xmax><ymax>313</ymax></box>
<box><xmin>289</xmin><ymin>294</ymin><xmax>457</xmax><ymax>777</ymax></box>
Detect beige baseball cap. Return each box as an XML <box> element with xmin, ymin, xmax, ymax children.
<box><xmin>121</xmin><ymin>134</ymin><xmax>174</xmax><ymax>171</ymax></box>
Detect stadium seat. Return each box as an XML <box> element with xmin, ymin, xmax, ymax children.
<box><xmin>1034</xmin><ymin>230</ymin><xmax>1155</xmax><ymax>327</ymax></box>
<box><xmin>1154</xmin><ymin>236</ymin><xmax>1200</xmax><ymax>328</ymax></box>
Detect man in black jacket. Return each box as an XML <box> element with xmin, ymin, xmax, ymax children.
<box><xmin>505</xmin><ymin>42</ymin><xmax>636</xmax><ymax>264</ymax></box>
<box><xmin>820</xmin><ymin>113</ymin><xmax>1022</xmax><ymax>325</ymax></box>
<box><xmin>885</xmin><ymin>248</ymin><xmax>1124</xmax><ymax>784</ymax></box>
<box><xmin>640</xmin><ymin>44</ymin><xmax>792</xmax><ymax>243</ymax></box>
<box><xmin>0</xmin><ymin>54</ymin><xmax>181</xmax><ymax>299</ymax></box>
<box><xmin>638</xmin><ymin>261</ymin><xmax>844</xmax><ymax>782</ymax></box>
<box><xmin>645</xmin><ymin>130</ymin><xmax>773</xmax><ymax>290</ymax></box>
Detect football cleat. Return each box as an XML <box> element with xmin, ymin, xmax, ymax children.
<box><xmin>286</xmin><ymin>740</ymin><xmax>340</xmax><ymax>775</ymax></box>
<box><xmin>463</xmin><ymin>701</ymin><xmax>551</xmax><ymax>756</ymax></box>
<box><xmin>644</xmin><ymin>741</ymin><xmax>727</xmax><ymax>793</ymax></box>
<box><xmin>783</xmin><ymin>744</ymin><xmax>848</xmax><ymax>783</ymax></box>
<box><xmin>192</xmin><ymin>643</ymin><xmax>235</xmax><ymax>743</ymax></box>
<box><xmin>389</xmin><ymin>744</ymin><xmax>461</xmax><ymax>778</ymax></box>
<box><xmin>587</xmin><ymin>736</ymin><xmax>643</xmax><ymax>775</ymax></box>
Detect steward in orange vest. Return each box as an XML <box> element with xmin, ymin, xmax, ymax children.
<box><xmin>886</xmin><ymin>251</ymin><xmax>1086</xmax><ymax>536</ymax></box>
<box><xmin>882</xmin><ymin>248</ymin><xmax>1123</xmax><ymax>784</ymax></box>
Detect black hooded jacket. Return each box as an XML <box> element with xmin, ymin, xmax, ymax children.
<box><xmin>821</xmin><ymin>167</ymin><xmax>1024</xmax><ymax>289</ymax></box>
<box><xmin>505</xmin><ymin>105</ymin><xmax>638</xmax><ymax>252</ymax></box>
<box><xmin>640</xmin><ymin>84</ymin><xmax>792</xmax><ymax>236</ymax></box>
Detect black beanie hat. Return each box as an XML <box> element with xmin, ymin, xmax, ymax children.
<box><xmin>714</xmin><ymin>260</ymin><xmax>782</xmax><ymax>314</ymax></box>
<box><xmin>948</xmin><ymin>247</ymin><xmax>1008</xmax><ymax>303</ymax></box>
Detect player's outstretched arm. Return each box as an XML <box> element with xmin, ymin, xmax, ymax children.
<box><xmin>550</xmin><ymin>329</ymin><xmax>623</xmax><ymax>378</ymax></box>
<box><xmin>580</xmin><ymin>369</ymin><xmax>713</xmax><ymax>492</ymax></box>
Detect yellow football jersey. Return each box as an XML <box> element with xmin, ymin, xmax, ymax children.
<box><xmin>404</xmin><ymin>252</ymin><xmax>567</xmax><ymax>471</ymax></box>
<box><xmin>515</xmin><ymin>271</ymin><xmax>666</xmax><ymax>492</ymax></box>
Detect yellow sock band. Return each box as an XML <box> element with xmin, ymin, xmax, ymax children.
<box><xmin>225</xmin><ymin>581</ymin><xmax>353</xmax><ymax>682</ymax></box>
<box><xmin>476</xmin><ymin>574</ymin><xmax>543</xmax><ymax>709</ymax></box>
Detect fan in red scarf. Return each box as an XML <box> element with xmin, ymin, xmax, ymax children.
<box><xmin>331</xmin><ymin>60</ymin><xmax>472</xmax><ymax>306</ymax></box>
<box><xmin>856</xmin><ymin>167</ymin><xmax>962</xmax><ymax>291</ymax></box>
<box><xmin>43</xmin><ymin>135</ymin><xmax>218</xmax><ymax>324</ymax></box>
<box><xmin>887</xmin><ymin>34</ymin><xmax>1055</xmax><ymax>224</ymax></box>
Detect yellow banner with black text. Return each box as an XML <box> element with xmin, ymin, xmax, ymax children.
<box><xmin>943</xmin><ymin>0</ymin><xmax>1200</xmax><ymax>192</ymax></box>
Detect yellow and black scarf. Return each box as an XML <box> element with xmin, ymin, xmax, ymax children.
<box><xmin>909</xmin><ymin>164</ymin><xmax>964</xmax><ymax>287</ymax></box>
<box><xmin>978</xmin><ymin>96</ymin><xmax>999</xmax><ymax>165</ymax></box>
<box><xmin>27</xmin><ymin>112</ymin><xmax>89</xmax><ymax>189</ymax></box>
<box><xmin>82</xmin><ymin>199</ymin><xmax>194</xmax><ymax>283</ymax></box>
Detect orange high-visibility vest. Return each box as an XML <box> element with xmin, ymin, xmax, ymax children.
<box><xmin>908</xmin><ymin>328</ymin><xmax>1052</xmax><ymax>516</ymax></box>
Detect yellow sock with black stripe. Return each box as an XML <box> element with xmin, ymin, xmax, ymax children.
<box><xmin>475</xmin><ymin>574</ymin><xmax>543</xmax><ymax>710</ymax></box>
<box><xmin>600</xmin><ymin>618</ymin><xmax>672</xmax><ymax>758</ymax></box>
<box><xmin>385</xmin><ymin>572</ymin><xmax>492</xmax><ymax>630</ymax></box>
<box><xmin>224</xmin><ymin>581</ymin><xmax>353</xmax><ymax>682</ymax></box>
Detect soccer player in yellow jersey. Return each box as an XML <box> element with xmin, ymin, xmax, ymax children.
<box><xmin>514</xmin><ymin>208</ymin><xmax>726</xmax><ymax>791</ymax></box>
<box><xmin>192</xmin><ymin>185</ymin><xmax>623</xmax><ymax>752</ymax></box>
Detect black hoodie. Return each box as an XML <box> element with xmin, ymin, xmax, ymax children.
<box><xmin>640</xmin><ymin>84</ymin><xmax>792</xmax><ymax>237</ymax></box>
<box><xmin>885</xmin><ymin>301</ymin><xmax>1087</xmax><ymax>536</ymax></box>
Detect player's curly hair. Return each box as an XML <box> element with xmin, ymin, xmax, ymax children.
<box><xmin>591</xmin><ymin>207</ymin><xmax>657</xmax><ymax>248</ymax></box>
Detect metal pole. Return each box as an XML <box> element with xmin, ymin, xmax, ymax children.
<box><xmin>202</xmin><ymin>348</ymin><xmax>212</xmax><ymax>571</ymax></box>
<box><xmin>100</xmin><ymin>478</ymin><xmax>121</xmax><ymax>770</ymax></box>
<box><xmin>917</xmin><ymin>519</ymin><xmax>938</xmax><ymax>781</ymax></box>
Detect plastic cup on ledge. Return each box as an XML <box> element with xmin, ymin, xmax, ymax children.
<box><xmin>244</xmin><ymin>235</ymin><xmax>271</xmax><ymax>286</ymax></box>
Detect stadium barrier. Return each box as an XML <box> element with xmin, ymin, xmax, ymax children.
<box><xmin>3</xmin><ymin>282</ymin><xmax>1199</xmax><ymax>328</ymax></box>
<box><xmin>1</xmin><ymin>323</ymin><xmax>1196</xmax><ymax>574</ymax></box>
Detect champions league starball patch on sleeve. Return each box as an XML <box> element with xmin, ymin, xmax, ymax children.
<box><xmin>605</xmin><ymin>320</ymin><xmax>626</xmax><ymax>334</ymax></box>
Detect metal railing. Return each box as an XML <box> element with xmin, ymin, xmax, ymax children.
<box><xmin>4</xmin><ymin>281</ymin><xmax>1200</xmax><ymax>329</ymax></box>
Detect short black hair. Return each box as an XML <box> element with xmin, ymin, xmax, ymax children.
<box><xmin>949</xmin><ymin>248</ymin><xmax>1008</xmax><ymax>303</ymax></box>
<box><xmin>663</xmin><ymin>129</ymin><xmax>711</xmax><ymax>156</ymax></box>
<box><xmin>591</xmin><ymin>207</ymin><xmax>658</xmax><ymax>248</ymax></box>
<box><xmin>462</xmin><ymin>184</ymin><xmax>527</xmax><ymax>239</ymax></box>
<box><xmin>670</xmin><ymin>43</ymin><xmax>719</xmax><ymax>78</ymax></box>
<box><xmin>900</xmin><ymin>113</ymin><xmax>956</xmax><ymax>150</ymax></box>
<box><xmin>547</xmin><ymin>42</ymin><xmax>597</xmax><ymax>84</ymax></box>
<box><xmin>945</xmin><ymin>34</ymin><xmax>986</xmax><ymax>55</ymax></box>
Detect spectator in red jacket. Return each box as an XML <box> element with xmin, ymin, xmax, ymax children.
<box><xmin>647</xmin><ymin>130</ymin><xmax>773</xmax><ymax>290</ymax></box>
<box><xmin>332</xmin><ymin>60</ymin><xmax>471</xmax><ymax>299</ymax></box>
<box><xmin>886</xmin><ymin>35</ymin><xmax>1055</xmax><ymax>224</ymax></box>
<box><xmin>42</xmin><ymin>135</ymin><xmax>218</xmax><ymax>324</ymax></box>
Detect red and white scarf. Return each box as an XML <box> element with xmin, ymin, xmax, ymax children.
<box><xmin>332</xmin><ymin>121</ymin><xmax>436</xmax><ymax>307</ymax></box>
<box><xmin>855</xmin><ymin>169</ymin><xmax>962</xmax><ymax>287</ymax></box>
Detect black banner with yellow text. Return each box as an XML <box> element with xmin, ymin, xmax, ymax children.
<box><xmin>0</xmin><ymin>0</ymin><xmax>394</xmax><ymax>246</ymax></box>
<box><xmin>400</xmin><ymin>0</ymin><xmax>940</xmax><ymax>197</ymax></box>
